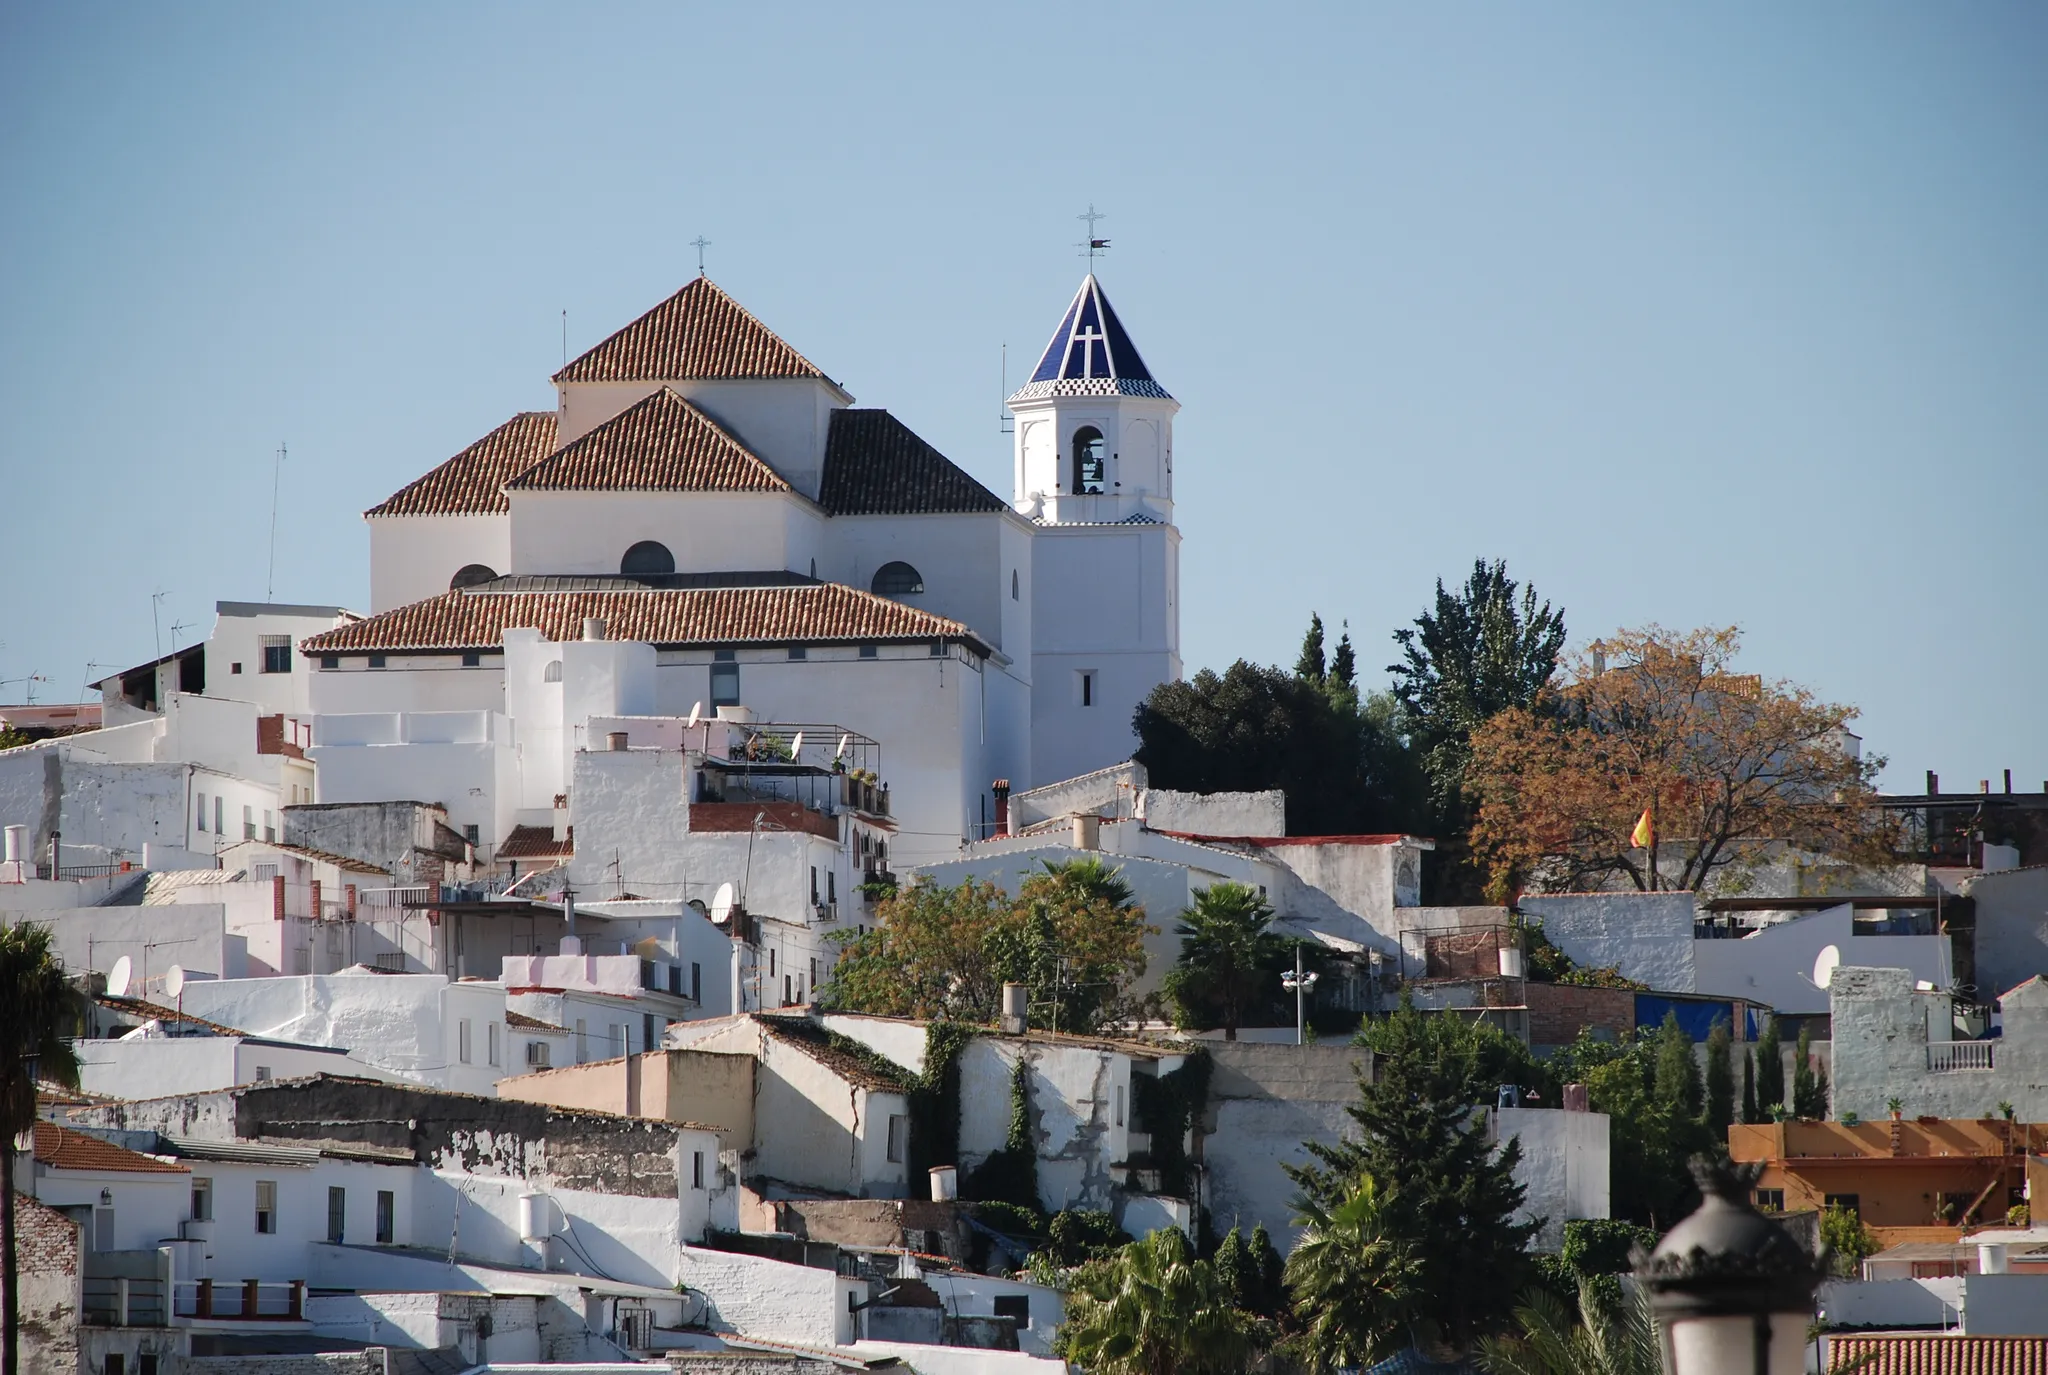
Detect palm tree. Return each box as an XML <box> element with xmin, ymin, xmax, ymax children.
<box><xmin>1038</xmin><ymin>856</ymin><xmax>1135</xmax><ymax>911</ymax></box>
<box><xmin>1054</xmin><ymin>1227</ymin><xmax>1269</xmax><ymax>1375</ymax></box>
<box><xmin>2</xmin><ymin>923</ymin><xmax>83</xmax><ymax>1375</ymax></box>
<box><xmin>1166</xmin><ymin>882</ymin><xmax>1289</xmax><ymax>1039</ymax></box>
<box><xmin>1284</xmin><ymin>1174</ymin><xmax>1419</xmax><ymax>1372</ymax></box>
<box><xmin>1475</xmin><ymin>1281</ymin><xmax>1659</xmax><ymax>1375</ymax></box>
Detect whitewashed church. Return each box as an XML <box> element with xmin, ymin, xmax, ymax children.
<box><xmin>301</xmin><ymin>272</ymin><xmax>1184</xmax><ymax>863</ymax></box>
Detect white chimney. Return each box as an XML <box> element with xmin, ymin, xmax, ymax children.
<box><xmin>606</xmin><ymin>731</ymin><xmax>629</xmax><ymax>752</ymax></box>
<box><xmin>1000</xmin><ymin>982</ymin><xmax>1028</xmax><ymax>1035</ymax></box>
<box><xmin>582</xmin><ymin>617</ymin><xmax>607</xmax><ymax>642</ymax></box>
<box><xmin>1071</xmin><ymin>814</ymin><xmax>1100</xmax><ymax>851</ymax></box>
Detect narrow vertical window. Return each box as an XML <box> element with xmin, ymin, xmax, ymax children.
<box><xmin>243</xmin><ymin>805</ymin><xmax>255</xmax><ymax>840</ymax></box>
<box><xmin>692</xmin><ymin>1151</ymin><xmax>705</xmax><ymax>1190</ymax></box>
<box><xmin>327</xmin><ymin>1186</ymin><xmax>346</xmax><ymax>1243</ymax></box>
<box><xmin>690</xmin><ymin>963</ymin><xmax>702</xmax><ymax>1002</ymax></box>
<box><xmin>196</xmin><ymin>792</ymin><xmax>207</xmax><ymax>832</ymax></box>
<box><xmin>255</xmin><ymin>1180</ymin><xmax>277</xmax><ymax>1234</ymax></box>
<box><xmin>375</xmin><ymin>1190</ymin><xmax>395</xmax><ymax>1243</ymax></box>
<box><xmin>191</xmin><ymin>1177</ymin><xmax>213</xmax><ymax>1222</ymax></box>
<box><xmin>214</xmin><ymin>796</ymin><xmax>223</xmax><ymax>835</ymax></box>
<box><xmin>487</xmin><ymin>1021</ymin><xmax>501</xmax><ymax>1067</ymax></box>
<box><xmin>1072</xmin><ymin>426</ymin><xmax>1106</xmax><ymax>493</ymax></box>
<box><xmin>458</xmin><ymin>1019</ymin><xmax>472</xmax><ymax>1064</ymax></box>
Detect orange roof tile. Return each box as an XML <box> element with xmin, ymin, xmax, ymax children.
<box><xmin>300</xmin><ymin>583</ymin><xmax>986</xmax><ymax>656</ymax></box>
<box><xmin>506</xmin><ymin>388</ymin><xmax>790</xmax><ymax>494</ymax></box>
<box><xmin>498</xmin><ymin>825</ymin><xmax>573</xmax><ymax>861</ymax></box>
<box><xmin>1828</xmin><ymin>1335</ymin><xmax>2048</xmax><ymax>1373</ymax></box>
<box><xmin>33</xmin><ymin>1122</ymin><xmax>188</xmax><ymax>1175</ymax></box>
<box><xmin>554</xmin><ymin>277</ymin><xmax>832</xmax><ymax>386</ymax></box>
<box><xmin>366</xmin><ymin>412</ymin><xmax>558</xmax><ymax>517</ymax></box>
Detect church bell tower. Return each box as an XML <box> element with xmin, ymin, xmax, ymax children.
<box><xmin>1010</xmin><ymin>275</ymin><xmax>1183</xmax><ymax>787</ymax></box>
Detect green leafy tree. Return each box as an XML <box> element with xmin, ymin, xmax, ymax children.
<box><xmin>1820</xmin><ymin>1203</ymin><xmax>1880</xmax><ymax>1278</ymax></box>
<box><xmin>1054</xmin><ymin>1228</ymin><xmax>1271</xmax><ymax>1375</ymax></box>
<box><xmin>1284</xmin><ymin>1174</ymin><xmax>1421</xmax><ymax>1372</ymax></box>
<box><xmin>1546</xmin><ymin>1029</ymin><xmax>1698</xmax><ymax>1229</ymax></box>
<box><xmin>1703</xmin><ymin>1019</ymin><xmax>1734</xmax><ymax>1134</ymax></box>
<box><xmin>1755</xmin><ymin>1017</ymin><xmax>1785</xmax><ymax>1119</ymax></box>
<box><xmin>1476</xmin><ymin>1281</ymin><xmax>1660</xmax><ymax>1375</ymax></box>
<box><xmin>1134</xmin><ymin>660</ymin><xmax>1424</xmax><ymax>836</ymax></box>
<box><xmin>1163</xmin><ymin>883</ymin><xmax>1293</xmax><ymax>1039</ymax></box>
<box><xmin>1212</xmin><ymin>1224</ymin><xmax>1287</xmax><ymax>1322</ymax></box>
<box><xmin>1740</xmin><ymin>1045</ymin><xmax>1759</xmax><ymax>1125</ymax></box>
<box><xmin>1045</xmin><ymin>1210</ymin><xmax>1131</xmax><ymax>1266</ymax></box>
<box><xmin>1388</xmin><ymin>560</ymin><xmax>1566</xmax><ymax>898</ymax></box>
<box><xmin>821</xmin><ymin>874</ymin><xmax>1151</xmax><ymax>1032</ymax></box>
<box><xmin>1287</xmin><ymin>997</ymin><xmax>1542</xmax><ymax>1349</ymax></box>
<box><xmin>2</xmin><ymin>923</ymin><xmax>84</xmax><ymax>1375</ymax></box>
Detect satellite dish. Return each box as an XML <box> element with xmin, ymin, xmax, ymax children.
<box><xmin>687</xmin><ymin>702</ymin><xmax>702</xmax><ymax>729</ymax></box>
<box><xmin>835</xmin><ymin>734</ymin><xmax>849</xmax><ymax>760</ymax></box>
<box><xmin>1812</xmin><ymin>945</ymin><xmax>1842</xmax><ymax>991</ymax></box>
<box><xmin>709</xmin><ymin>882</ymin><xmax>736</xmax><ymax>926</ymax></box>
<box><xmin>789</xmin><ymin>731</ymin><xmax>804</xmax><ymax>760</ymax></box>
<box><xmin>106</xmin><ymin>956</ymin><xmax>132</xmax><ymax>999</ymax></box>
<box><xmin>164</xmin><ymin>965</ymin><xmax>186</xmax><ymax>1000</ymax></box>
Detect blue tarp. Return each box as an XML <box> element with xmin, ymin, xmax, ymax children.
<box><xmin>1635</xmin><ymin>993</ymin><xmax>1735</xmax><ymax>1042</ymax></box>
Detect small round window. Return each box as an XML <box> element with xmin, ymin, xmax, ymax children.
<box><xmin>871</xmin><ymin>561</ymin><xmax>924</xmax><ymax>596</ymax></box>
<box><xmin>621</xmin><ymin>541</ymin><xmax>675</xmax><ymax>577</ymax></box>
<box><xmin>450</xmin><ymin>563</ymin><xmax>497</xmax><ymax>590</ymax></box>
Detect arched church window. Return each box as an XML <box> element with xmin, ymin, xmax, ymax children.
<box><xmin>543</xmin><ymin>660</ymin><xmax>563</xmax><ymax>684</ymax></box>
<box><xmin>450</xmin><ymin>564</ymin><xmax>497</xmax><ymax>591</ymax></box>
<box><xmin>871</xmin><ymin>561</ymin><xmax>924</xmax><ymax>597</ymax></box>
<box><xmin>621</xmin><ymin>541</ymin><xmax>675</xmax><ymax>578</ymax></box>
<box><xmin>1072</xmin><ymin>427</ymin><xmax>1106</xmax><ymax>494</ymax></box>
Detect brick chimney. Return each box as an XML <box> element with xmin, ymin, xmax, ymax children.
<box><xmin>992</xmin><ymin>780</ymin><xmax>1011</xmax><ymax>838</ymax></box>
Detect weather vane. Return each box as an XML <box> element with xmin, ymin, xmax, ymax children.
<box><xmin>690</xmin><ymin>236</ymin><xmax>712</xmax><ymax>278</ymax></box>
<box><xmin>1076</xmin><ymin>204</ymin><xmax>1109</xmax><ymax>263</ymax></box>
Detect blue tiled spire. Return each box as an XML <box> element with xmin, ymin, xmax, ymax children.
<box><xmin>1010</xmin><ymin>275</ymin><xmax>1172</xmax><ymax>402</ymax></box>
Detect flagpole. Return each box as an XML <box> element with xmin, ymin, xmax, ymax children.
<box><xmin>1647</xmin><ymin>794</ymin><xmax>1658</xmax><ymax>892</ymax></box>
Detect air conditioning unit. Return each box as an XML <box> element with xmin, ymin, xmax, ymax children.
<box><xmin>525</xmin><ymin>1041</ymin><xmax>550</xmax><ymax>1068</ymax></box>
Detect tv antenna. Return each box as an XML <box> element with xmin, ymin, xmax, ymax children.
<box><xmin>2</xmin><ymin>674</ymin><xmax>50</xmax><ymax>705</ymax></box>
<box><xmin>1076</xmin><ymin>204</ymin><xmax>1110</xmax><ymax>264</ymax></box>
<box><xmin>151</xmin><ymin>589</ymin><xmax>171</xmax><ymax>659</ymax></box>
<box><xmin>999</xmin><ymin>343</ymin><xmax>1013</xmax><ymax>435</ymax></box>
<box><xmin>691</xmin><ymin>236</ymin><xmax>712</xmax><ymax>278</ymax></box>
<box><xmin>267</xmin><ymin>442</ymin><xmax>287</xmax><ymax>602</ymax></box>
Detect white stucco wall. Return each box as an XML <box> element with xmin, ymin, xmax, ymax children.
<box><xmin>75</xmin><ymin>1036</ymin><xmax>370</xmax><ymax>1101</ymax></box>
<box><xmin>955</xmin><ymin>1040</ymin><xmax>1139</xmax><ymax>1215</ymax></box>
<box><xmin>1491</xmin><ymin>1107</ymin><xmax>1611</xmax><ymax>1253</ymax></box>
<box><xmin>1832</xmin><ymin>966</ymin><xmax>2048</xmax><ymax>1120</ymax></box>
<box><xmin>1199</xmin><ymin>1042</ymin><xmax>1368</xmax><ymax>1247</ymax></box>
<box><xmin>6</xmin><ymin>900</ymin><xmax>246</xmax><ymax>985</ymax></box>
<box><xmin>1519</xmin><ymin>892</ymin><xmax>1699</xmax><ymax>993</ymax></box>
<box><xmin>26</xmin><ymin>1164</ymin><xmax>185</xmax><ymax>1254</ymax></box>
<box><xmin>673</xmin><ymin>1245</ymin><xmax>862</xmax><ymax>1348</ymax></box>
<box><xmin>1969</xmin><ymin>866</ymin><xmax>2048</xmax><ymax>1003</ymax></box>
<box><xmin>309</xmin><ymin>711</ymin><xmax>518</xmax><ymax>849</ymax></box>
<box><xmin>1139</xmin><ymin>789</ymin><xmax>1285</xmax><ymax>838</ymax></box>
<box><xmin>508</xmin><ymin>490</ymin><xmax>824</xmax><ymax>581</ymax></box>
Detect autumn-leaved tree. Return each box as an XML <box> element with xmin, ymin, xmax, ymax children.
<box><xmin>1465</xmin><ymin>625</ymin><xmax>1894</xmax><ymax>900</ymax></box>
<box><xmin>3</xmin><ymin>923</ymin><xmax>83</xmax><ymax>1375</ymax></box>
<box><xmin>820</xmin><ymin>872</ymin><xmax>1152</xmax><ymax>1032</ymax></box>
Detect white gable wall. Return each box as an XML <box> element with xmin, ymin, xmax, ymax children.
<box><xmin>507</xmin><ymin>490</ymin><xmax>824</xmax><ymax>580</ymax></box>
<box><xmin>368</xmin><ymin>514</ymin><xmax>512</xmax><ymax>614</ymax></box>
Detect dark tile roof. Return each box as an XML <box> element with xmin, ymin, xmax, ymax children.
<box><xmin>506</xmin><ymin>387</ymin><xmax>790</xmax><ymax>495</ymax></box>
<box><xmin>759</xmin><ymin>1016</ymin><xmax>915</xmax><ymax>1092</ymax></box>
<box><xmin>1011</xmin><ymin>273</ymin><xmax>1172</xmax><ymax>402</ymax></box>
<box><xmin>554</xmin><ymin>277</ymin><xmax>831</xmax><ymax>385</ymax></box>
<box><xmin>819</xmin><ymin>410</ymin><xmax>1008</xmax><ymax>516</ymax></box>
<box><xmin>34</xmin><ymin>1122</ymin><xmax>188</xmax><ymax>1174</ymax></box>
<box><xmin>498</xmin><ymin>825</ymin><xmax>573</xmax><ymax>861</ymax></box>
<box><xmin>366</xmin><ymin>412</ymin><xmax>558</xmax><ymax>517</ymax></box>
<box><xmin>300</xmin><ymin>584</ymin><xmax>987</xmax><ymax>656</ymax></box>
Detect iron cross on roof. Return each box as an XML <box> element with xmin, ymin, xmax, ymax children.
<box><xmin>690</xmin><ymin>236</ymin><xmax>712</xmax><ymax>278</ymax></box>
<box><xmin>1076</xmin><ymin>204</ymin><xmax>1110</xmax><ymax>261</ymax></box>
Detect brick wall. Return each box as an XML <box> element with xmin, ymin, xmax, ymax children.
<box><xmin>12</xmin><ymin>1191</ymin><xmax>81</xmax><ymax>1375</ymax></box>
<box><xmin>1527</xmin><ymin>982</ymin><xmax>1636</xmax><ymax>1049</ymax></box>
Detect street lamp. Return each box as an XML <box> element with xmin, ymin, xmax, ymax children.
<box><xmin>1280</xmin><ymin>945</ymin><xmax>1318</xmax><ymax>1046</ymax></box>
<box><xmin>1636</xmin><ymin>1159</ymin><xmax>1822</xmax><ymax>1375</ymax></box>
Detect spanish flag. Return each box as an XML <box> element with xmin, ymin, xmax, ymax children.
<box><xmin>1631</xmin><ymin>808</ymin><xmax>1654</xmax><ymax>849</ymax></box>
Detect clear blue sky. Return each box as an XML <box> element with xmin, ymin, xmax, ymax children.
<box><xmin>3</xmin><ymin>4</ymin><xmax>2043</xmax><ymax>793</ymax></box>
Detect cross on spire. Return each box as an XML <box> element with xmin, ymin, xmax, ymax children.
<box><xmin>690</xmin><ymin>236</ymin><xmax>712</xmax><ymax>278</ymax></box>
<box><xmin>1076</xmin><ymin>204</ymin><xmax>1110</xmax><ymax>263</ymax></box>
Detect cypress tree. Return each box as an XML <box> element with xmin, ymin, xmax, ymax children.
<box><xmin>1756</xmin><ymin>1017</ymin><xmax>1785</xmax><ymax>1118</ymax></box>
<box><xmin>1296</xmin><ymin>613</ymin><xmax>1327</xmax><ymax>682</ymax></box>
<box><xmin>1741</xmin><ymin>1046</ymin><xmax>1759</xmax><ymax>1125</ymax></box>
<box><xmin>1330</xmin><ymin>626</ymin><xmax>1357</xmax><ymax>691</ymax></box>
<box><xmin>1793</xmin><ymin>1023</ymin><xmax>1827</xmax><ymax>1120</ymax></box>
<box><xmin>1704</xmin><ymin>1018</ymin><xmax>1735</xmax><ymax>1134</ymax></box>
<box><xmin>1652</xmin><ymin>1011</ymin><xmax>1702</xmax><ymax>1120</ymax></box>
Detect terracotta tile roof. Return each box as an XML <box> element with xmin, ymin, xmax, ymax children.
<box><xmin>759</xmin><ymin>1016</ymin><xmax>915</xmax><ymax>1092</ymax></box>
<box><xmin>819</xmin><ymin>409</ymin><xmax>1008</xmax><ymax>516</ymax></box>
<box><xmin>506</xmin><ymin>387</ymin><xmax>791</xmax><ymax>495</ymax></box>
<box><xmin>553</xmin><ymin>277</ymin><xmax>832</xmax><ymax>386</ymax></box>
<box><xmin>1828</xmin><ymin>1335</ymin><xmax>2048</xmax><ymax>1373</ymax></box>
<box><xmin>498</xmin><ymin>825</ymin><xmax>573</xmax><ymax>861</ymax></box>
<box><xmin>33</xmin><ymin>1122</ymin><xmax>188</xmax><ymax>1174</ymax></box>
<box><xmin>506</xmin><ymin>1010</ymin><xmax>568</xmax><ymax>1032</ymax></box>
<box><xmin>366</xmin><ymin>412</ymin><xmax>558</xmax><ymax>517</ymax></box>
<box><xmin>300</xmin><ymin>583</ymin><xmax>987</xmax><ymax>656</ymax></box>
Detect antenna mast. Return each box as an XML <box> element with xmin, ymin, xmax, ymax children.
<box><xmin>266</xmin><ymin>442</ymin><xmax>286</xmax><ymax>602</ymax></box>
<box><xmin>1076</xmin><ymin>204</ymin><xmax>1110</xmax><ymax>265</ymax></box>
<box><xmin>999</xmin><ymin>344</ymin><xmax>1013</xmax><ymax>435</ymax></box>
